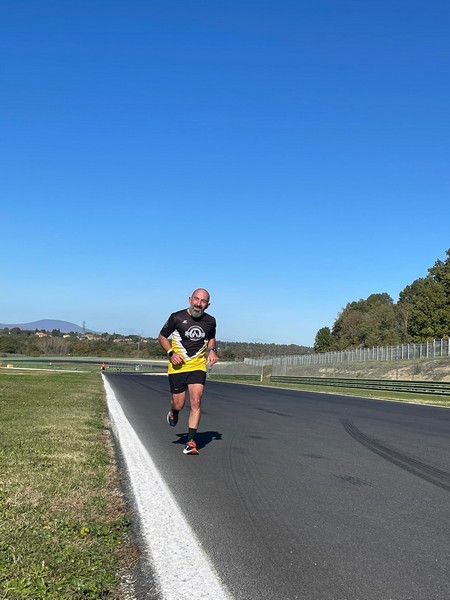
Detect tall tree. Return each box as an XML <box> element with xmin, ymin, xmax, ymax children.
<box><xmin>397</xmin><ymin>248</ymin><xmax>450</xmax><ymax>341</ymax></box>
<box><xmin>428</xmin><ymin>248</ymin><xmax>450</xmax><ymax>295</ymax></box>
<box><xmin>314</xmin><ymin>327</ymin><xmax>335</xmax><ymax>352</ymax></box>
<box><xmin>398</xmin><ymin>277</ymin><xmax>450</xmax><ymax>341</ymax></box>
<box><xmin>332</xmin><ymin>293</ymin><xmax>401</xmax><ymax>349</ymax></box>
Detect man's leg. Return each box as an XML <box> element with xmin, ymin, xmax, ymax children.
<box><xmin>171</xmin><ymin>391</ymin><xmax>186</xmax><ymax>412</ymax></box>
<box><xmin>166</xmin><ymin>391</ymin><xmax>185</xmax><ymax>427</ymax></box>
<box><xmin>182</xmin><ymin>383</ymin><xmax>204</xmax><ymax>454</ymax></box>
<box><xmin>167</xmin><ymin>372</ymin><xmax>187</xmax><ymax>427</ymax></box>
<box><xmin>187</xmin><ymin>383</ymin><xmax>204</xmax><ymax>430</ymax></box>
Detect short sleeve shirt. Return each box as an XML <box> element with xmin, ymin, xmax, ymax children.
<box><xmin>160</xmin><ymin>309</ymin><xmax>217</xmax><ymax>373</ymax></box>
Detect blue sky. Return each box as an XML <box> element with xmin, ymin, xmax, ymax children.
<box><xmin>1</xmin><ymin>0</ymin><xmax>449</xmax><ymax>345</ymax></box>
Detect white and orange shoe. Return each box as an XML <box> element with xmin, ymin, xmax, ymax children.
<box><xmin>183</xmin><ymin>440</ymin><xmax>199</xmax><ymax>455</ymax></box>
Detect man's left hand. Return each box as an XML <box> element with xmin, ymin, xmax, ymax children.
<box><xmin>207</xmin><ymin>351</ymin><xmax>219</xmax><ymax>367</ymax></box>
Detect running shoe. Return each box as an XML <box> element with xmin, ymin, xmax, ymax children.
<box><xmin>183</xmin><ymin>440</ymin><xmax>199</xmax><ymax>455</ymax></box>
<box><xmin>166</xmin><ymin>410</ymin><xmax>178</xmax><ymax>427</ymax></box>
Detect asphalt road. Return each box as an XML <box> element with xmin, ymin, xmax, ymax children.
<box><xmin>106</xmin><ymin>373</ymin><xmax>450</xmax><ymax>600</ymax></box>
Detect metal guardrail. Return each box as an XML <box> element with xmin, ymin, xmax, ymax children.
<box><xmin>208</xmin><ymin>373</ymin><xmax>261</xmax><ymax>382</ymax></box>
<box><xmin>103</xmin><ymin>361</ymin><xmax>167</xmax><ymax>372</ymax></box>
<box><xmin>270</xmin><ymin>376</ymin><xmax>450</xmax><ymax>396</ymax></box>
<box><xmin>2</xmin><ymin>357</ymin><xmax>168</xmax><ymax>373</ymax></box>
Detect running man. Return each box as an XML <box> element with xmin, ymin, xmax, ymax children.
<box><xmin>158</xmin><ymin>288</ymin><xmax>219</xmax><ymax>455</ymax></box>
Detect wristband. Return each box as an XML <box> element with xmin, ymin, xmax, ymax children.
<box><xmin>209</xmin><ymin>347</ymin><xmax>217</xmax><ymax>353</ymax></box>
<box><xmin>167</xmin><ymin>350</ymin><xmax>174</xmax><ymax>358</ymax></box>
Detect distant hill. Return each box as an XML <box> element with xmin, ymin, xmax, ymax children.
<box><xmin>0</xmin><ymin>320</ymin><xmax>94</xmax><ymax>333</ymax></box>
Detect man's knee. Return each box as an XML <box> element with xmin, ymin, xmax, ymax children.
<box><xmin>172</xmin><ymin>392</ymin><xmax>186</xmax><ymax>410</ymax></box>
<box><xmin>190</xmin><ymin>396</ymin><xmax>202</xmax><ymax>410</ymax></box>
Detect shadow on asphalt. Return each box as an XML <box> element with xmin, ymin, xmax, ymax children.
<box><xmin>172</xmin><ymin>431</ymin><xmax>223</xmax><ymax>450</ymax></box>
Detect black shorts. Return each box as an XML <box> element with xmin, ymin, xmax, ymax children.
<box><xmin>168</xmin><ymin>370</ymin><xmax>206</xmax><ymax>394</ymax></box>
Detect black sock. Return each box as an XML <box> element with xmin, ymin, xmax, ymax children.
<box><xmin>172</xmin><ymin>409</ymin><xmax>179</xmax><ymax>416</ymax></box>
<box><xmin>188</xmin><ymin>428</ymin><xmax>197</xmax><ymax>442</ymax></box>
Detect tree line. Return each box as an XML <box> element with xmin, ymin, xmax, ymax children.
<box><xmin>314</xmin><ymin>248</ymin><xmax>450</xmax><ymax>353</ymax></box>
<box><xmin>0</xmin><ymin>329</ymin><xmax>311</xmax><ymax>360</ymax></box>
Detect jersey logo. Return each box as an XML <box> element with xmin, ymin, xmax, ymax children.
<box><xmin>185</xmin><ymin>325</ymin><xmax>206</xmax><ymax>340</ymax></box>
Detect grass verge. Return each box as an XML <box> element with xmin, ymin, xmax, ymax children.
<box><xmin>0</xmin><ymin>370</ymin><xmax>136</xmax><ymax>599</ymax></box>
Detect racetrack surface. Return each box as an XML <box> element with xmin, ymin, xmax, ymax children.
<box><xmin>106</xmin><ymin>374</ymin><xmax>450</xmax><ymax>600</ymax></box>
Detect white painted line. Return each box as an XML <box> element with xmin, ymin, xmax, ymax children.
<box><xmin>103</xmin><ymin>376</ymin><xmax>232</xmax><ymax>600</ymax></box>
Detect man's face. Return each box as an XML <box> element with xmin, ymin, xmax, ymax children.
<box><xmin>189</xmin><ymin>290</ymin><xmax>210</xmax><ymax>318</ymax></box>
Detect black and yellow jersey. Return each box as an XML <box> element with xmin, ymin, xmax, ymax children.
<box><xmin>160</xmin><ymin>309</ymin><xmax>217</xmax><ymax>374</ymax></box>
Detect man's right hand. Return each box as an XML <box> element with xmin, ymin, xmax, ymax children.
<box><xmin>170</xmin><ymin>352</ymin><xmax>184</xmax><ymax>366</ymax></box>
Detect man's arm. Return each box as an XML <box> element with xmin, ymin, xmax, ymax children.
<box><xmin>158</xmin><ymin>333</ymin><xmax>171</xmax><ymax>354</ymax></box>
<box><xmin>206</xmin><ymin>339</ymin><xmax>219</xmax><ymax>367</ymax></box>
<box><xmin>158</xmin><ymin>333</ymin><xmax>184</xmax><ymax>366</ymax></box>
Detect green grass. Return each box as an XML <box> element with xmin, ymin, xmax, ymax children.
<box><xmin>0</xmin><ymin>359</ymin><xmax>162</xmax><ymax>375</ymax></box>
<box><xmin>0</xmin><ymin>371</ymin><xmax>135</xmax><ymax>599</ymax></box>
<box><xmin>0</xmin><ymin>360</ymin><xmax>101</xmax><ymax>373</ymax></box>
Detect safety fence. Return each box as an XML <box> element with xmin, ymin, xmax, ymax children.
<box><xmin>210</xmin><ymin>339</ymin><xmax>450</xmax><ymax>382</ymax></box>
<box><xmin>244</xmin><ymin>338</ymin><xmax>450</xmax><ymax>369</ymax></box>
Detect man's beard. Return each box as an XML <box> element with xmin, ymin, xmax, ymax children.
<box><xmin>189</xmin><ymin>307</ymin><xmax>205</xmax><ymax>318</ymax></box>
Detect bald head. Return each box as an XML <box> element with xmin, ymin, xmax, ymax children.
<box><xmin>189</xmin><ymin>288</ymin><xmax>211</xmax><ymax>317</ymax></box>
<box><xmin>192</xmin><ymin>288</ymin><xmax>210</xmax><ymax>302</ymax></box>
